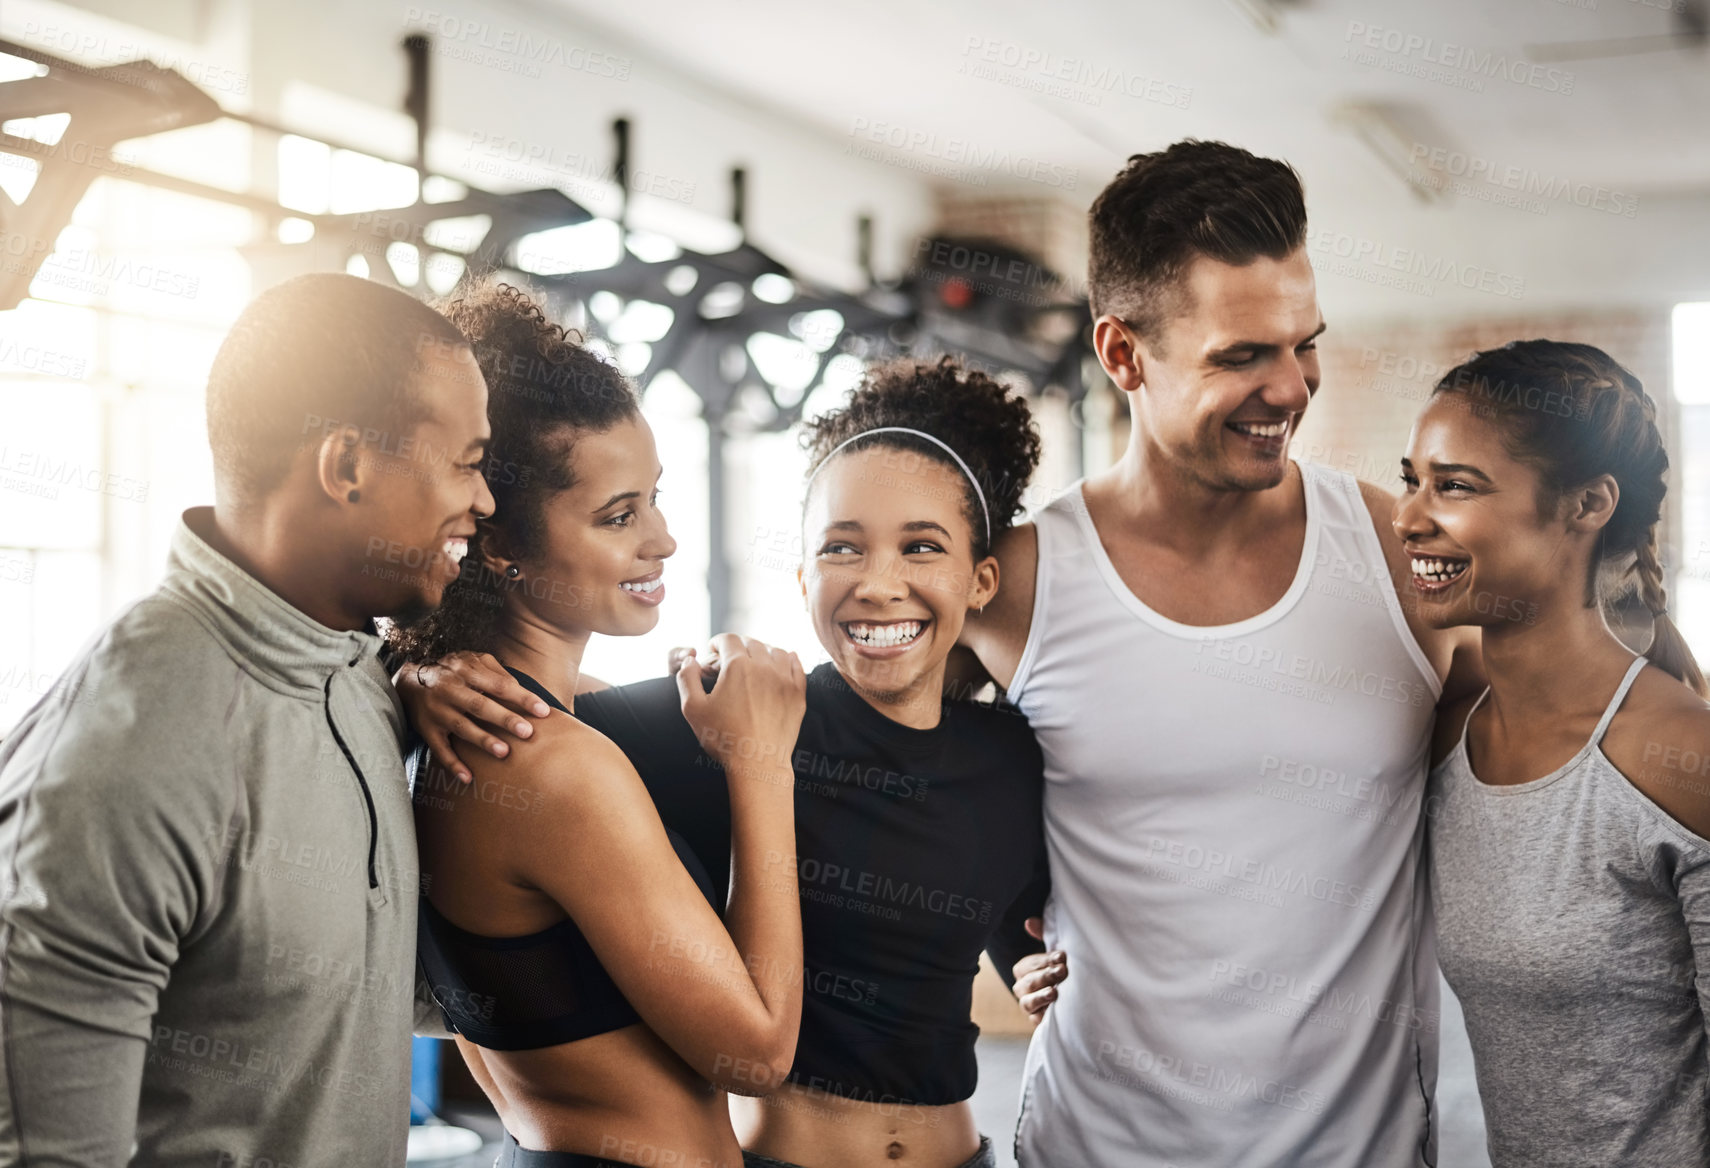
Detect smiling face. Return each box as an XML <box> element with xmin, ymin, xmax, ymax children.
<box><xmin>1394</xmin><ymin>394</ymin><xmax>1598</xmax><ymax>630</ymax></box>
<box><xmin>799</xmin><ymin>444</ymin><xmax>997</xmax><ymax>710</ymax></box>
<box><xmin>359</xmin><ymin>345</ymin><xmax>495</xmax><ymax>623</ymax></box>
<box><xmin>1122</xmin><ymin>249</ymin><xmax>1324</xmax><ymax>493</ymax></box>
<box><xmin>495</xmin><ymin>412</ymin><xmax>675</xmax><ymax>640</ymax></box>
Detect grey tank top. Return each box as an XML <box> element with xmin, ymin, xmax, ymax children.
<box><xmin>1429</xmin><ymin>655</ymin><xmax>1710</xmax><ymax>1167</ymax></box>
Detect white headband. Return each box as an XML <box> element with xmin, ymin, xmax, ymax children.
<box><xmin>805</xmin><ymin>426</ymin><xmax>990</xmax><ymax>544</ymax></box>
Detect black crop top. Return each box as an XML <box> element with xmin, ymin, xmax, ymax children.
<box><xmin>411</xmin><ymin>667</ymin><xmax>719</xmax><ymax>1051</ymax></box>
<box><xmin>574</xmin><ymin>662</ymin><xmax>1049</xmax><ymax>1105</ymax></box>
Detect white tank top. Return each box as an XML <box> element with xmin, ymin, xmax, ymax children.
<box><xmin>1010</xmin><ymin>460</ymin><xmax>1441</xmax><ymax>1168</ymax></box>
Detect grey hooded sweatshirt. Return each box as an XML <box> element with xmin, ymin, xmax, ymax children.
<box><xmin>0</xmin><ymin>507</ymin><xmax>436</xmax><ymax>1166</ymax></box>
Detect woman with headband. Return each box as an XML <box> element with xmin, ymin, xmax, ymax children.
<box><xmin>1398</xmin><ymin>341</ymin><xmax>1710</xmax><ymax>1165</ymax></box>
<box><xmin>403</xmin><ymin>356</ymin><xmax>1051</xmax><ymax>1168</ymax></box>
<box><xmin>388</xmin><ymin>282</ymin><xmax>808</xmax><ymax>1168</ymax></box>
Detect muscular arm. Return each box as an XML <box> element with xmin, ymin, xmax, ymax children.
<box><xmin>959</xmin><ymin>523</ymin><xmax>1038</xmax><ymax>691</ymax></box>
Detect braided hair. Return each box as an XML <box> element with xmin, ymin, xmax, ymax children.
<box><xmin>1432</xmin><ymin>339</ymin><xmax>1706</xmax><ymax>696</ymax></box>
<box><xmin>387</xmin><ymin>280</ymin><xmax>639</xmax><ymax>664</ymax></box>
<box><xmin>801</xmin><ymin>356</ymin><xmax>1043</xmax><ymax>562</ymax></box>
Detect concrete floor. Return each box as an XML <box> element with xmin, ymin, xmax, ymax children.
<box><xmin>428</xmin><ymin>974</ymin><xmax>1490</xmax><ymax>1167</ymax></box>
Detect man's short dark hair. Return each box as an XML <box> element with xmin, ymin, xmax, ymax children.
<box><xmin>205</xmin><ymin>272</ymin><xmax>471</xmax><ymax>507</ymax></box>
<box><xmin>1087</xmin><ymin>139</ymin><xmax>1307</xmax><ymax>349</ymax></box>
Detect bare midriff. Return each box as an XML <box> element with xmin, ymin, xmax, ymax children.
<box><xmin>459</xmin><ymin>1025</ymin><xmax>744</xmax><ymax>1168</ymax></box>
<box><xmin>730</xmin><ymin>1083</ymin><xmax>980</xmax><ymax>1168</ymax></box>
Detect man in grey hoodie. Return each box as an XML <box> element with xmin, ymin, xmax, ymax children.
<box><xmin>0</xmin><ymin>273</ymin><xmax>500</xmax><ymax>1166</ymax></box>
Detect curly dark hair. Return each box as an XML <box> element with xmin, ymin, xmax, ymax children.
<box><xmin>800</xmin><ymin>356</ymin><xmax>1042</xmax><ymax>560</ymax></box>
<box><xmin>1088</xmin><ymin>139</ymin><xmax>1307</xmax><ymax>351</ymax></box>
<box><xmin>388</xmin><ymin>280</ymin><xmax>639</xmax><ymax>664</ymax></box>
<box><xmin>1433</xmin><ymin>339</ymin><xmax>1705</xmax><ymax>697</ymax></box>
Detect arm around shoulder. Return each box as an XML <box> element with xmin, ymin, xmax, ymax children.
<box><xmin>962</xmin><ymin>522</ymin><xmax>1038</xmax><ymax>693</ymax></box>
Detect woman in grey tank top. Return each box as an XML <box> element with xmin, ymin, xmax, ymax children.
<box><xmin>1393</xmin><ymin>340</ymin><xmax>1710</xmax><ymax>1167</ymax></box>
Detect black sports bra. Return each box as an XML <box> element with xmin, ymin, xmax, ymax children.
<box><xmin>413</xmin><ymin>666</ymin><xmax>720</xmax><ymax>1051</ymax></box>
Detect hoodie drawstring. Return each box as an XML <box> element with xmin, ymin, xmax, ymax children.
<box><xmin>323</xmin><ymin>672</ymin><xmax>380</xmax><ymax>890</ymax></box>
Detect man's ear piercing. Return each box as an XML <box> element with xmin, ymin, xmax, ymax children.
<box><xmin>347</xmin><ymin>490</ymin><xmax>360</xmax><ymax>502</ymax></box>
<box><xmin>506</xmin><ymin>564</ymin><xmax>520</xmax><ymax>578</ymax></box>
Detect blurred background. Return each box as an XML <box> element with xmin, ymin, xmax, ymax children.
<box><xmin>2</xmin><ymin>0</ymin><xmax>1707</xmax><ymax>1163</ymax></box>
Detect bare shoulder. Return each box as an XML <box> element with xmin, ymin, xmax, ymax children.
<box><xmin>490</xmin><ymin>708</ymin><xmax>646</xmax><ymax>811</ymax></box>
<box><xmin>1603</xmin><ymin>666</ymin><xmax>1710</xmax><ymax>841</ymax></box>
<box><xmin>963</xmin><ymin>521</ymin><xmax>1038</xmax><ymax>690</ymax></box>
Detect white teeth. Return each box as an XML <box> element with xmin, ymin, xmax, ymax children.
<box><xmin>1231</xmin><ymin>420</ymin><xmax>1288</xmax><ymax>438</ymax></box>
<box><xmin>846</xmin><ymin>620</ymin><xmax>924</xmax><ymax>648</ymax></box>
<box><xmin>1411</xmin><ymin>556</ymin><xmax>1468</xmax><ymax>582</ymax></box>
<box><xmin>443</xmin><ymin>539</ymin><xmax>467</xmax><ymax>564</ymax></box>
<box><xmin>620</xmin><ymin>577</ymin><xmax>662</xmax><ymax>593</ymax></box>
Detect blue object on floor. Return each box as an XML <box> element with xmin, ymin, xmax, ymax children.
<box><xmin>410</xmin><ymin>1036</ymin><xmax>442</xmax><ymax>1123</ymax></box>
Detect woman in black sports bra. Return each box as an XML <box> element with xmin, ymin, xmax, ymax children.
<box><xmin>388</xmin><ymin>281</ymin><xmax>807</xmax><ymax>1168</ymax></box>
<box><xmin>403</xmin><ymin>358</ymin><xmax>1054</xmax><ymax>1168</ymax></box>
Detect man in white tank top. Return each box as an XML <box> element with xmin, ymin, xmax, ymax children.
<box><xmin>959</xmin><ymin>142</ymin><xmax>1485</xmax><ymax>1167</ymax></box>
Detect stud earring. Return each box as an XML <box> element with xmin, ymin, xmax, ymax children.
<box><xmin>347</xmin><ymin>489</ymin><xmax>360</xmax><ymax>502</ymax></box>
<box><xmin>506</xmin><ymin>564</ymin><xmax>520</xmax><ymax>578</ymax></box>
